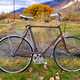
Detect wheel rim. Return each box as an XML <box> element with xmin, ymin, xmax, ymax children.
<box><xmin>0</xmin><ymin>36</ymin><xmax>33</xmax><ymax>73</ymax></box>
<box><xmin>54</xmin><ymin>36</ymin><xmax>80</xmax><ymax>72</ymax></box>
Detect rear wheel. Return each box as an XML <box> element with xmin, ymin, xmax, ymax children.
<box><xmin>54</xmin><ymin>36</ymin><xmax>80</xmax><ymax>72</ymax></box>
<box><xmin>0</xmin><ymin>35</ymin><xmax>33</xmax><ymax>73</ymax></box>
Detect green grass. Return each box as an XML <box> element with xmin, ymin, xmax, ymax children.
<box><xmin>61</xmin><ymin>22</ymin><xmax>80</xmax><ymax>37</ymax></box>
<box><xmin>0</xmin><ymin>60</ymin><xmax>52</xmax><ymax>80</ymax></box>
<box><xmin>0</xmin><ymin>58</ymin><xmax>58</xmax><ymax>80</ymax></box>
<box><xmin>0</xmin><ymin>58</ymin><xmax>80</xmax><ymax>80</ymax></box>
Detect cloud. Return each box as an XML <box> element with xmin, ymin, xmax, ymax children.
<box><xmin>27</xmin><ymin>0</ymin><xmax>37</xmax><ymax>4</ymax></box>
<box><xmin>0</xmin><ymin>0</ymin><xmax>37</xmax><ymax>14</ymax></box>
<box><xmin>0</xmin><ymin>5</ymin><xmax>23</xmax><ymax>14</ymax></box>
<box><xmin>35</xmin><ymin>0</ymin><xmax>51</xmax><ymax>3</ymax></box>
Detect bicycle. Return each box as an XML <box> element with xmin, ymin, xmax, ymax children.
<box><xmin>0</xmin><ymin>13</ymin><xmax>80</xmax><ymax>73</ymax></box>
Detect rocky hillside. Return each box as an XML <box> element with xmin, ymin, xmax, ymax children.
<box><xmin>61</xmin><ymin>1</ymin><xmax>80</xmax><ymax>13</ymax></box>
<box><xmin>59</xmin><ymin>1</ymin><xmax>80</xmax><ymax>21</ymax></box>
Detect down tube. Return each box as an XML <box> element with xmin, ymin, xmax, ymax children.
<box><xmin>42</xmin><ymin>34</ymin><xmax>62</xmax><ymax>55</ymax></box>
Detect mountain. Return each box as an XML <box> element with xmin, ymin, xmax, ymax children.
<box><xmin>12</xmin><ymin>8</ymin><xmax>25</xmax><ymax>14</ymax></box>
<box><xmin>43</xmin><ymin>0</ymin><xmax>70</xmax><ymax>8</ymax></box>
<box><xmin>60</xmin><ymin>1</ymin><xmax>80</xmax><ymax>13</ymax></box>
<box><xmin>59</xmin><ymin>1</ymin><xmax>80</xmax><ymax>22</ymax></box>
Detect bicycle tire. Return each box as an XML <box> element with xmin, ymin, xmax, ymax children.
<box><xmin>0</xmin><ymin>35</ymin><xmax>33</xmax><ymax>73</ymax></box>
<box><xmin>53</xmin><ymin>36</ymin><xmax>80</xmax><ymax>72</ymax></box>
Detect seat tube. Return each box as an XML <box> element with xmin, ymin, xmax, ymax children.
<box><xmin>29</xmin><ymin>27</ymin><xmax>38</xmax><ymax>52</ymax></box>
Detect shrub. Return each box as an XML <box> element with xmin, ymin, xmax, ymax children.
<box><xmin>23</xmin><ymin>4</ymin><xmax>54</xmax><ymax>21</ymax></box>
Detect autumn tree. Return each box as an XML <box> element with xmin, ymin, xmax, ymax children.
<box><xmin>23</xmin><ymin>4</ymin><xmax>54</xmax><ymax>21</ymax></box>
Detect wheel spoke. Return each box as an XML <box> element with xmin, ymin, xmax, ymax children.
<box><xmin>7</xmin><ymin>37</ymin><xmax>14</xmax><ymax>56</ymax></box>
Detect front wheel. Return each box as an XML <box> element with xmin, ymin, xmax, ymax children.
<box><xmin>53</xmin><ymin>36</ymin><xmax>80</xmax><ymax>72</ymax></box>
<box><xmin>0</xmin><ymin>35</ymin><xmax>33</xmax><ymax>73</ymax></box>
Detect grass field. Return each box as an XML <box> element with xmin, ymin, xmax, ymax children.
<box><xmin>0</xmin><ymin>19</ymin><xmax>80</xmax><ymax>80</ymax></box>
<box><xmin>0</xmin><ymin>58</ymin><xmax>80</xmax><ymax>80</ymax></box>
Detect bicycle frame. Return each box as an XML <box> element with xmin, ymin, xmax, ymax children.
<box><xmin>19</xmin><ymin>24</ymin><xmax>68</xmax><ymax>55</ymax></box>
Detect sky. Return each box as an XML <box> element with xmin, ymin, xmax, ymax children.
<box><xmin>1</xmin><ymin>0</ymin><xmax>78</xmax><ymax>14</ymax></box>
<box><xmin>0</xmin><ymin>0</ymin><xmax>52</xmax><ymax>13</ymax></box>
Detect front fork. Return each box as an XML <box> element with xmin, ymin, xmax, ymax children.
<box><xmin>59</xmin><ymin>26</ymin><xmax>69</xmax><ymax>53</ymax></box>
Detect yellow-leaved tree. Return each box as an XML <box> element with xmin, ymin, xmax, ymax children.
<box><xmin>23</xmin><ymin>4</ymin><xmax>54</xmax><ymax>21</ymax></box>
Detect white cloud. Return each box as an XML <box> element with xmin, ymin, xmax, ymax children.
<box><xmin>27</xmin><ymin>0</ymin><xmax>37</xmax><ymax>4</ymax></box>
<box><xmin>35</xmin><ymin>0</ymin><xmax>51</xmax><ymax>3</ymax></box>
<box><xmin>0</xmin><ymin>5</ymin><xmax>24</xmax><ymax>14</ymax></box>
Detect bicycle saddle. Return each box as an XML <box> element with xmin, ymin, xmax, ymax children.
<box><xmin>20</xmin><ymin>14</ymin><xmax>33</xmax><ymax>20</ymax></box>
